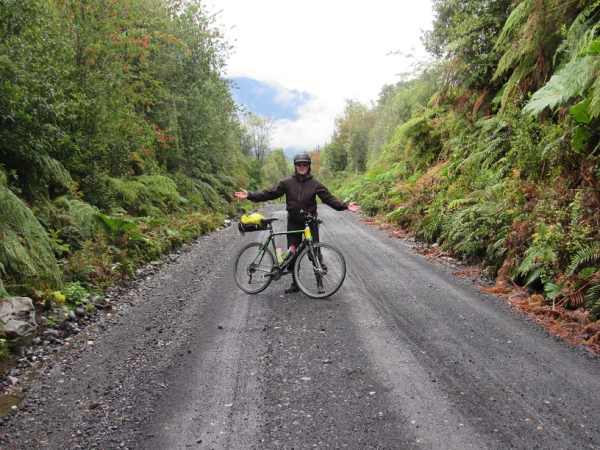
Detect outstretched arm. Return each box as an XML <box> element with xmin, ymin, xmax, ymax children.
<box><xmin>234</xmin><ymin>181</ymin><xmax>285</xmax><ymax>203</ymax></box>
<box><xmin>315</xmin><ymin>183</ymin><xmax>360</xmax><ymax>212</ymax></box>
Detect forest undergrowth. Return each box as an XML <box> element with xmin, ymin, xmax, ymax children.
<box><xmin>318</xmin><ymin>0</ymin><xmax>600</xmax><ymax>350</ymax></box>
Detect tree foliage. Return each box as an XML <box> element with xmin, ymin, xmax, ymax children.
<box><xmin>0</xmin><ymin>0</ymin><xmax>259</xmax><ymax>300</ymax></box>
<box><xmin>321</xmin><ymin>0</ymin><xmax>600</xmax><ymax>316</ymax></box>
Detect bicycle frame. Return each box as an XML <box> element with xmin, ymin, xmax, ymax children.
<box><xmin>235</xmin><ymin>212</ymin><xmax>345</xmax><ymax>298</ymax></box>
<box><xmin>249</xmin><ymin>220</ymin><xmax>317</xmax><ymax>276</ymax></box>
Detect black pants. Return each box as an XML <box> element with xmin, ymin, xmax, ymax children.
<box><xmin>287</xmin><ymin>216</ymin><xmax>320</xmax><ymax>248</ymax></box>
<box><xmin>287</xmin><ymin>215</ymin><xmax>319</xmax><ymax>277</ymax></box>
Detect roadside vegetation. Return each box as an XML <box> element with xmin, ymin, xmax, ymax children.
<box><xmin>316</xmin><ymin>0</ymin><xmax>600</xmax><ymax>328</ymax></box>
<box><xmin>0</xmin><ymin>0</ymin><xmax>288</xmax><ymax>356</ymax></box>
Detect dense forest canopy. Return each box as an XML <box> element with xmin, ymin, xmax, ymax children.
<box><xmin>0</xmin><ymin>0</ymin><xmax>289</xmax><ymax>308</ymax></box>
<box><xmin>319</xmin><ymin>0</ymin><xmax>600</xmax><ymax>317</ymax></box>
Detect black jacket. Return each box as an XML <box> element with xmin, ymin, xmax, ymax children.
<box><xmin>247</xmin><ymin>174</ymin><xmax>347</xmax><ymax>217</ymax></box>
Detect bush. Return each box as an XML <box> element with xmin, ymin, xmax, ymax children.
<box><xmin>111</xmin><ymin>175</ymin><xmax>187</xmax><ymax>216</ymax></box>
<box><xmin>170</xmin><ymin>172</ymin><xmax>228</xmax><ymax>211</ymax></box>
<box><xmin>63</xmin><ymin>281</ymin><xmax>90</xmax><ymax>305</ymax></box>
<box><xmin>35</xmin><ymin>196</ymin><xmax>101</xmax><ymax>253</ymax></box>
<box><xmin>0</xmin><ymin>184</ymin><xmax>62</xmax><ymax>293</ymax></box>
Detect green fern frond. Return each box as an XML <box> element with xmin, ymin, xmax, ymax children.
<box><xmin>523</xmin><ymin>56</ymin><xmax>600</xmax><ymax>115</ymax></box>
<box><xmin>556</xmin><ymin>0</ymin><xmax>600</xmax><ymax>61</ymax></box>
<box><xmin>499</xmin><ymin>62</ymin><xmax>536</xmax><ymax>107</ymax></box>
<box><xmin>448</xmin><ymin>198</ymin><xmax>474</xmax><ymax>210</ymax></box>
<box><xmin>585</xmin><ymin>277</ymin><xmax>600</xmax><ymax>318</ymax></box>
<box><xmin>585</xmin><ymin>281</ymin><xmax>600</xmax><ymax>302</ymax></box>
<box><xmin>567</xmin><ymin>244</ymin><xmax>600</xmax><ymax>275</ymax></box>
<box><xmin>494</xmin><ymin>0</ymin><xmax>533</xmax><ymax>52</ymax></box>
<box><xmin>589</xmin><ymin>75</ymin><xmax>600</xmax><ymax>118</ymax></box>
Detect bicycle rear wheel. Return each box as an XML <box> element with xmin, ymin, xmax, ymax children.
<box><xmin>233</xmin><ymin>242</ymin><xmax>275</xmax><ymax>294</ymax></box>
<box><xmin>293</xmin><ymin>242</ymin><xmax>346</xmax><ymax>299</ymax></box>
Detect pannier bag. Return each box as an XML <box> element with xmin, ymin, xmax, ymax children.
<box><xmin>238</xmin><ymin>212</ymin><xmax>268</xmax><ymax>233</ymax></box>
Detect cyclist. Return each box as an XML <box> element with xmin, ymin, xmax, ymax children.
<box><xmin>234</xmin><ymin>152</ymin><xmax>360</xmax><ymax>293</ymax></box>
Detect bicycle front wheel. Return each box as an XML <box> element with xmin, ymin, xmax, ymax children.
<box><xmin>233</xmin><ymin>242</ymin><xmax>275</xmax><ymax>294</ymax></box>
<box><xmin>293</xmin><ymin>242</ymin><xmax>346</xmax><ymax>299</ymax></box>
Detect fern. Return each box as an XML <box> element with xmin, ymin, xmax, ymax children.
<box><xmin>494</xmin><ymin>0</ymin><xmax>585</xmax><ymax>109</ymax></box>
<box><xmin>590</xmin><ymin>75</ymin><xmax>600</xmax><ymax>118</ymax></box>
<box><xmin>586</xmin><ymin>281</ymin><xmax>600</xmax><ymax>303</ymax></box>
<box><xmin>524</xmin><ymin>56</ymin><xmax>600</xmax><ymax>115</ymax></box>
<box><xmin>494</xmin><ymin>0</ymin><xmax>533</xmax><ymax>58</ymax></box>
<box><xmin>567</xmin><ymin>244</ymin><xmax>600</xmax><ymax>275</ymax></box>
<box><xmin>524</xmin><ymin>1</ymin><xmax>600</xmax><ymax>117</ymax></box>
<box><xmin>585</xmin><ymin>273</ymin><xmax>600</xmax><ymax>319</ymax></box>
<box><xmin>555</xmin><ymin>0</ymin><xmax>600</xmax><ymax>62</ymax></box>
<box><xmin>515</xmin><ymin>223</ymin><xmax>561</xmax><ymax>285</ymax></box>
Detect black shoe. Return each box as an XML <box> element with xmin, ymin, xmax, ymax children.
<box><xmin>285</xmin><ymin>283</ymin><xmax>300</xmax><ymax>294</ymax></box>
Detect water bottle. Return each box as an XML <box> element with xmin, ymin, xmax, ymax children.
<box><xmin>281</xmin><ymin>245</ymin><xmax>296</xmax><ymax>262</ymax></box>
<box><xmin>276</xmin><ymin>247</ymin><xmax>285</xmax><ymax>264</ymax></box>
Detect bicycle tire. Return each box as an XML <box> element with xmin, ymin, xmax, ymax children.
<box><xmin>293</xmin><ymin>242</ymin><xmax>346</xmax><ymax>299</ymax></box>
<box><xmin>233</xmin><ymin>242</ymin><xmax>275</xmax><ymax>294</ymax></box>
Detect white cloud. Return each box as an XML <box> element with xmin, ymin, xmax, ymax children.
<box><xmin>271</xmin><ymin>97</ymin><xmax>338</xmax><ymax>150</ymax></box>
<box><xmin>208</xmin><ymin>0</ymin><xmax>434</xmax><ymax>151</ymax></box>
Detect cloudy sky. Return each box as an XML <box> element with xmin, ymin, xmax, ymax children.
<box><xmin>207</xmin><ymin>0</ymin><xmax>434</xmax><ymax>154</ymax></box>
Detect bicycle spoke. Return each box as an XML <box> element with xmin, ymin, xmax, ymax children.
<box><xmin>294</xmin><ymin>243</ymin><xmax>346</xmax><ymax>298</ymax></box>
<box><xmin>234</xmin><ymin>242</ymin><xmax>275</xmax><ymax>294</ymax></box>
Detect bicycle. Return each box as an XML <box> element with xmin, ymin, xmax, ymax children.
<box><xmin>233</xmin><ymin>211</ymin><xmax>346</xmax><ymax>299</ymax></box>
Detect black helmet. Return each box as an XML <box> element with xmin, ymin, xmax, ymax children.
<box><xmin>293</xmin><ymin>152</ymin><xmax>311</xmax><ymax>165</ymax></box>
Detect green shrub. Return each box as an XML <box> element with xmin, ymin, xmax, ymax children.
<box><xmin>0</xmin><ymin>184</ymin><xmax>62</xmax><ymax>292</ymax></box>
<box><xmin>107</xmin><ymin>175</ymin><xmax>187</xmax><ymax>216</ymax></box>
<box><xmin>169</xmin><ymin>172</ymin><xmax>228</xmax><ymax>211</ymax></box>
<box><xmin>378</xmin><ymin>111</ymin><xmax>443</xmax><ymax>173</ymax></box>
<box><xmin>35</xmin><ymin>196</ymin><xmax>101</xmax><ymax>252</ymax></box>
<box><xmin>515</xmin><ymin>223</ymin><xmax>563</xmax><ymax>287</ymax></box>
<box><xmin>63</xmin><ymin>281</ymin><xmax>89</xmax><ymax>305</ymax></box>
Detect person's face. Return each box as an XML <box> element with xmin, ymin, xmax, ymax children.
<box><xmin>295</xmin><ymin>162</ymin><xmax>310</xmax><ymax>175</ymax></box>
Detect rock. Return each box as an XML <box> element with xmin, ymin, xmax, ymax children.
<box><xmin>68</xmin><ymin>310</ymin><xmax>77</xmax><ymax>321</ymax></box>
<box><xmin>90</xmin><ymin>295</ymin><xmax>106</xmax><ymax>307</ymax></box>
<box><xmin>0</xmin><ymin>297</ymin><xmax>38</xmax><ymax>338</ymax></box>
<box><xmin>63</xmin><ymin>322</ymin><xmax>80</xmax><ymax>334</ymax></box>
<box><xmin>75</xmin><ymin>307</ymin><xmax>86</xmax><ymax>317</ymax></box>
<box><xmin>7</xmin><ymin>376</ymin><xmax>18</xmax><ymax>386</ymax></box>
<box><xmin>43</xmin><ymin>329</ymin><xmax>61</xmax><ymax>338</ymax></box>
<box><xmin>49</xmin><ymin>306</ymin><xmax>70</xmax><ymax>324</ymax></box>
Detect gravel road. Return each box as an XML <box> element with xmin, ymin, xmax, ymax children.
<box><xmin>2</xmin><ymin>205</ymin><xmax>600</xmax><ymax>449</ymax></box>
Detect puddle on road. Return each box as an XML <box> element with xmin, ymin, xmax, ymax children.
<box><xmin>0</xmin><ymin>391</ymin><xmax>23</xmax><ymax>417</ymax></box>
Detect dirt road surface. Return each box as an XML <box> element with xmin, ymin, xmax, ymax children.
<box><xmin>2</xmin><ymin>206</ymin><xmax>600</xmax><ymax>449</ymax></box>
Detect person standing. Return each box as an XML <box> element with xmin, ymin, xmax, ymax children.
<box><xmin>234</xmin><ymin>152</ymin><xmax>360</xmax><ymax>293</ymax></box>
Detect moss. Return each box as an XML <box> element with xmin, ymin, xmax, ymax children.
<box><xmin>0</xmin><ymin>185</ymin><xmax>62</xmax><ymax>292</ymax></box>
